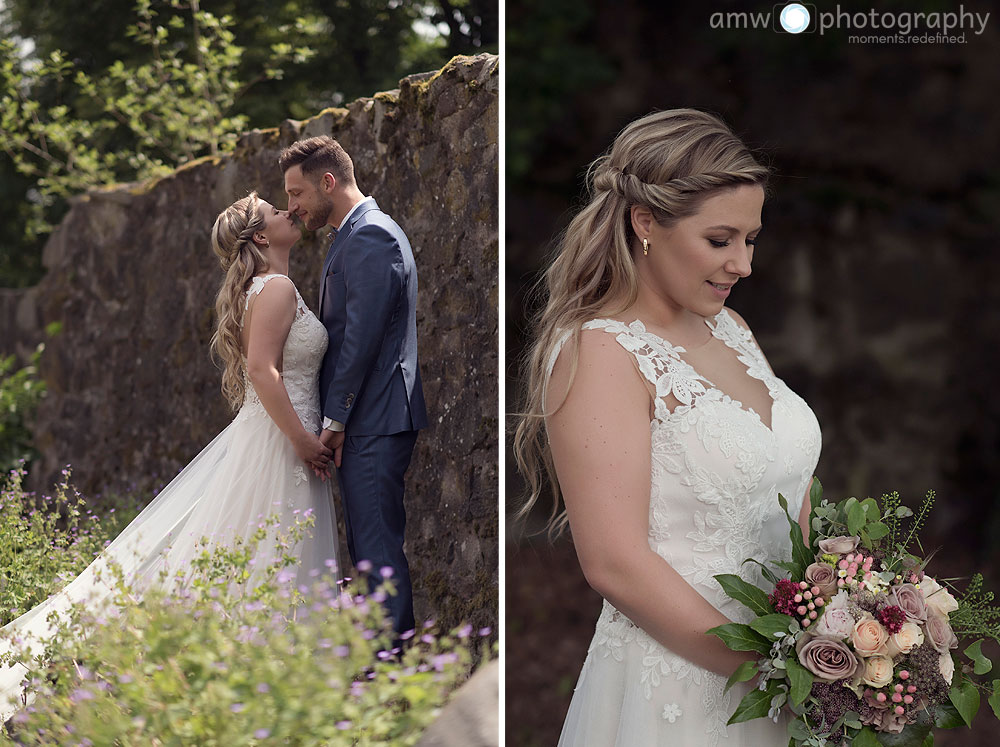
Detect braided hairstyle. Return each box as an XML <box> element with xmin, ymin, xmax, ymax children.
<box><xmin>513</xmin><ymin>108</ymin><xmax>770</xmax><ymax>537</ymax></box>
<box><xmin>209</xmin><ymin>191</ymin><xmax>271</xmax><ymax>411</ymax></box>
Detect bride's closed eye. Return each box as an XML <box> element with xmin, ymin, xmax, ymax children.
<box><xmin>709</xmin><ymin>237</ymin><xmax>758</xmax><ymax>248</ymax></box>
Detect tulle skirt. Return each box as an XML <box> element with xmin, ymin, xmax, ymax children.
<box><xmin>558</xmin><ymin>624</ymin><xmax>790</xmax><ymax>746</ymax></box>
<box><xmin>0</xmin><ymin>405</ymin><xmax>338</xmax><ymax>721</ymax></box>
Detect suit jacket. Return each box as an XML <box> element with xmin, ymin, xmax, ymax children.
<box><xmin>318</xmin><ymin>198</ymin><xmax>428</xmax><ymax>436</ymax></box>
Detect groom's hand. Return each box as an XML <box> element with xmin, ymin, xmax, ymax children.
<box><xmin>321</xmin><ymin>428</ymin><xmax>346</xmax><ymax>469</ymax></box>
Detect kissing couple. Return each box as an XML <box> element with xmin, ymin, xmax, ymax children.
<box><xmin>1</xmin><ymin>135</ymin><xmax>428</xmax><ymax>720</ymax></box>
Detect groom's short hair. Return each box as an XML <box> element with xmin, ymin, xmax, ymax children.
<box><xmin>278</xmin><ymin>136</ymin><xmax>356</xmax><ymax>186</ymax></box>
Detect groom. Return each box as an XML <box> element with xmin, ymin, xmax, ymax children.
<box><xmin>279</xmin><ymin>136</ymin><xmax>428</xmax><ymax>636</ymax></box>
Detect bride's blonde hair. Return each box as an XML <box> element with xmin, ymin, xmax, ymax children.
<box><xmin>209</xmin><ymin>192</ymin><xmax>270</xmax><ymax>411</ymax></box>
<box><xmin>512</xmin><ymin>108</ymin><xmax>770</xmax><ymax>538</ymax></box>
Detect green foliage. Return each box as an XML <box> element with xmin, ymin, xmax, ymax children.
<box><xmin>706</xmin><ymin>622</ymin><xmax>770</xmax><ymax>655</ymax></box>
<box><xmin>0</xmin><ymin>0</ymin><xmax>302</xmax><ymax>243</ymax></box>
<box><xmin>0</xmin><ymin>466</ymin><xmax>134</xmax><ymax>627</ymax></box>
<box><xmin>728</xmin><ymin>679</ymin><xmax>780</xmax><ymax>725</ymax></box>
<box><xmin>0</xmin><ymin>346</ymin><xmax>46</xmax><ymax>474</ymax></box>
<box><xmin>948</xmin><ymin>675</ymin><xmax>980</xmax><ymax>728</ymax></box>
<box><xmin>725</xmin><ymin>659</ymin><xmax>758</xmax><ymax>693</ymax></box>
<box><xmin>784</xmin><ymin>656</ymin><xmax>812</xmax><ymax>708</ymax></box>
<box><xmin>778</xmin><ymin>492</ymin><xmax>812</xmax><ymax>579</ymax></box>
<box><xmin>714</xmin><ymin>573</ymin><xmax>773</xmax><ymax>617</ymax></box>
<box><xmin>0</xmin><ymin>469</ymin><xmax>486</xmax><ymax>743</ymax></box>
<box><xmin>950</xmin><ymin>573</ymin><xmax>1000</xmax><ymax>645</ymax></box>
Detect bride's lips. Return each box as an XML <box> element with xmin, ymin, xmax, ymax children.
<box><xmin>707</xmin><ymin>280</ymin><xmax>735</xmax><ymax>298</ymax></box>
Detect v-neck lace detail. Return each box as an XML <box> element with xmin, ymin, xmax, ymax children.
<box><xmin>581</xmin><ymin>310</ymin><xmax>777</xmax><ymax>433</ymax></box>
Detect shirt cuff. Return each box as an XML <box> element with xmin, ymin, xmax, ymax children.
<box><xmin>323</xmin><ymin>417</ymin><xmax>346</xmax><ymax>432</ymax></box>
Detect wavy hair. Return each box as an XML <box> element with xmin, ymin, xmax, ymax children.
<box><xmin>512</xmin><ymin>109</ymin><xmax>770</xmax><ymax>538</ymax></box>
<box><xmin>209</xmin><ymin>192</ymin><xmax>270</xmax><ymax>411</ymax></box>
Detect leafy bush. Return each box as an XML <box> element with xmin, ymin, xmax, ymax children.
<box><xmin>0</xmin><ymin>466</ymin><xmax>135</xmax><ymax>627</ymax></box>
<box><xmin>0</xmin><ymin>347</ymin><xmax>46</xmax><ymax>475</ymax></box>
<box><xmin>0</xmin><ymin>469</ymin><xmax>489</xmax><ymax>744</ymax></box>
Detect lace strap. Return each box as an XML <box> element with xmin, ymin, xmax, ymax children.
<box><xmin>582</xmin><ymin>319</ymin><xmax>712</xmax><ymax>409</ymax></box>
<box><xmin>244</xmin><ymin>274</ymin><xmax>292</xmax><ymax>312</ymax></box>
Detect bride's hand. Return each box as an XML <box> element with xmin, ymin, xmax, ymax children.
<box><xmin>293</xmin><ymin>431</ymin><xmax>333</xmax><ymax>477</ymax></box>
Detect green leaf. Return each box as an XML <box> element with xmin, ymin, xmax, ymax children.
<box><xmin>875</xmin><ymin>722</ymin><xmax>932</xmax><ymax>747</ymax></box>
<box><xmin>988</xmin><ymin>679</ymin><xmax>1000</xmax><ymax>720</ymax></box>
<box><xmin>934</xmin><ymin>700</ymin><xmax>966</xmax><ymax>729</ymax></box>
<box><xmin>852</xmin><ymin>726</ymin><xmax>880</xmax><ymax>747</ymax></box>
<box><xmin>785</xmin><ymin>656</ymin><xmax>813</xmax><ymax>707</ymax></box>
<box><xmin>777</xmin><ymin>493</ymin><xmax>812</xmax><ymax>577</ymax></box>
<box><xmin>741</xmin><ymin>557</ymin><xmax>779</xmax><ymax>586</ymax></box>
<box><xmin>714</xmin><ymin>574</ymin><xmax>773</xmax><ymax>617</ymax></box>
<box><xmin>706</xmin><ymin>623</ymin><xmax>770</xmax><ymax>654</ymax></box>
<box><xmin>725</xmin><ymin>660</ymin><xmax>758</xmax><ymax>693</ymax></box>
<box><xmin>848</xmin><ymin>500</ymin><xmax>867</xmax><ymax>535</ymax></box>
<box><xmin>775</xmin><ymin>561</ymin><xmax>801</xmax><ymax>574</ymax></box>
<box><xmin>896</xmin><ymin>505</ymin><xmax>914</xmax><ymax>518</ymax></box>
<box><xmin>922</xmin><ymin>732</ymin><xmax>934</xmax><ymax>747</ymax></box>
<box><xmin>809</xmin><ymin>476</ymin><xmax>823</xmax><ymax>508</ymax></box>
<box><xmin>949</xmin><ymin>676</ymin><xmax>980</xmax><ymax>727</ymax></box>
<box><xmin>964</xmin><ymin>640</ymin><xmax>992</xmax><ymax>675</ymax></box>
<box><xmin>880</xmin><ymin>722</ymin><xmax>931</xmax><ymax>747</ymax></box>
<box><xmin>750</xmin><ymin>614</ymin><xmax>798</xmax><ymax>641</ymax></box>
<box><xmin>727</xmin><ymin>683</ymin><xmax>774</xmax><ymax>725</ymax></box>
<box><xmin>867</xmin><ymin>522</ymin><xmax>889</xmax><ymax>540</ymax></box>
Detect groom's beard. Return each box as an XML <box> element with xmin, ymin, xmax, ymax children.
<box><xmin>306</xmin><ymin>196</ymin><xmax>336</xmax><ymax>232</ymax></box>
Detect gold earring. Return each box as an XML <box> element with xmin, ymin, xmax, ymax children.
<box><xmin>642</xmin><ymin>237</ymin><xmax>649</xmax><ymax>256</ymax></box>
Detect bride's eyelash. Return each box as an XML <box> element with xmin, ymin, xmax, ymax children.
<box><xmin>709</xmin><ymin>238</ymin><xmax>759</xmax><ymax>248</ymax></box>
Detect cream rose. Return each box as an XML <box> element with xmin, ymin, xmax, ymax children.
<box><xmin>851</xmin><ymin>614</ymin><xmax>890</xmax><ymax>657</ymax></box>
<box><xmin>885</xmin><ymin>621</ymin><xmax>925</xmax><ymax>659</ymax></box>
<box><xmin>939</xmin><ymin>653</ymin><xmax>955</xmax><ymax>685</ymax></box>
<box><xmin>921</xmin><ymin>576</ymin><xmax>960</xmax><ymax>615</ymax></box>
<box><xmin>862</xmin><ymin>655</ymin><xmax>895</xmax><ymax>688</ymax></box>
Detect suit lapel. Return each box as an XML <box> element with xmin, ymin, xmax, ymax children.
<box><xmin>318</xmin><ymin>198</ymin><xmax>381</xmax><ymax>317</ymax></box>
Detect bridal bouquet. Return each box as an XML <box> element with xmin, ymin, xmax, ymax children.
<box><xmin>708</xmin><ymin>480</ymin><xmax>1000</xmax><ymax>747</ymax></box>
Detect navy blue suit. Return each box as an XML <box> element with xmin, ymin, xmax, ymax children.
<box><xmin>318</xmin><ymin>198</ymin><xmax>427</xmax><ymax>635</ymax></box>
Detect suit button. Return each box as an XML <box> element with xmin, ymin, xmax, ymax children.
<box><xmin>345</xmin><ymin>393</ymin><xmax>355</xmax><ymax>407</ymax></box>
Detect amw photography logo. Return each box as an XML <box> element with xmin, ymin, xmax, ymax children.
<box><xmin>709</xmin><ymin>2</ymin><xmax>991</xmax><ymax>44</ymax></box>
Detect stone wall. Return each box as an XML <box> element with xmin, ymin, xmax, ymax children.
<box><xmin>0</xmin><ymin>53</ymin><xmax>499</xmax><ymax>635</ymax></box>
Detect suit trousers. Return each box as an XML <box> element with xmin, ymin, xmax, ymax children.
<box><xmin>336</xmin><ymin>430</ymin><xmax>419</xmax><ymax>636</ymax></box>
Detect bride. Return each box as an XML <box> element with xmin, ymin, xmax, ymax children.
<box><xmin>1</xmin><ymin>191</ymin><xmax>339</xmax><ymax>721</ymax></box>
<box><xmin>513</xmin><ymin>109</ymin><xmax>820</xmax><ymax>745</ymax></box>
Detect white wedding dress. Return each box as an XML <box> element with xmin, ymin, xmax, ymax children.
<box><xmin>0</xmin><ymin>273</ymin><xmax>338</xmax><ymax>722</ymax></box>
<box><xmin>553</xmin><ymin>308</ymin><xmax>822</xmax><ymax>746</ymax></box>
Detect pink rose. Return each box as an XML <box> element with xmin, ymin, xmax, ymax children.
<box><xmin>796</xmin><ymin>634</ymin><xmax>864</xmax><ymax>683</ymax></box>
<box><xmin>814</xmin><ymin>604</ymin><xmax>854</xmax><ymax>640</ymax></box>
<box><xmin>851</xmin><ymin>614</ymin><xmax>890</xmax><ymax>657</ymax></box>
<box><xmin>924</xmin><ymin>609</ymin><xmax>958</xmax><ymax>654</ymax></box>
<box><xmin>805</xmin><ymin>562</ymin><xmax>838</xmax><ymax>598</ymax></box>
<box><xmin>888</xmin><ymin>583</ymin><xmax>928</xmax><ymax>624</ymax></box>
<box><xmin>817</xmin><ymin>536</ymin><xmax>860</xmax><ymax>555</ymax></box>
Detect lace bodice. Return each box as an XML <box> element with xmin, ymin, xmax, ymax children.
<box><xmin>236</xmin><ymin>274</ymin><xmax>328</xmax><ymax>434</ymax></box>
<box><xmin>550</xmin><ymin>308</ymin><xmax>821</xmax><ymax>701</ymax></box>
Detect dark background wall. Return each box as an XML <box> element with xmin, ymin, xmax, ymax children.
<box><xmin>1</xmin><ymin>54</ymin><xmax>499</xmax><ymax>640</ymax></box>
<box><xmin>505</xmin><ymin>2</ymin><xmax>1000</xmax><ymax>745</ymax></box>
